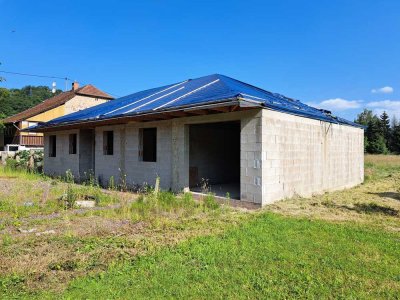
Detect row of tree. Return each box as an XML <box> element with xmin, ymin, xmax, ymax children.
<box><xmin>355</xmin><ymin>109</ymin><xmax>400</xmax><ymax>154</ymax></box>
<box><xmin>0</xmin><ymin>86</ymin><xmax>61</xmax><ymax>118</ymax></box>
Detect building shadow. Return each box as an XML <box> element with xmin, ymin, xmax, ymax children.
<box><xmin>368</xmin><ymin>192</ymin><xmax>400</xmax><ymax>201</ymax></box>
<box><xmin>349</xmin><ymin>203</ymin><xmax>399</xmax><ymax>216</ymax></box>
<box><xmin>322</xmin><ymin>201</ymin><xmax>399</xmax><ymax>217</ymax></box>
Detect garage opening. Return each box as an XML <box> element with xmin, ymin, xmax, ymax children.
<box><xmin>189</xmin><ymin>121</ymin><xmax>240</xmax><ymax>200</ymax></box>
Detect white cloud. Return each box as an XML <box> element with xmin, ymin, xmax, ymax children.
<box><xmin>367</xmin><ymin>100</ymin><xmax>400</xmax><ymax>109</ymax></box>
<box><xmin>371</xmin><ymin>86</ymin><xmax>394</xmax><ymax>94</ymax></box>
<box><xmin>307</xmin><ymin>98</ymin><xmax>363</xmax><ymax>111</ymax></box>
<box><xmin>366</xmin><ymin>100</ymin><xmax>400</xmax><ymax>119</ymax></box>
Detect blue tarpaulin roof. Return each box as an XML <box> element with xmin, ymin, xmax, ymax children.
<box><xmin>40</xmin><ymin>74</ymin><xmax>362</xmax><ymax>128</ymax></box>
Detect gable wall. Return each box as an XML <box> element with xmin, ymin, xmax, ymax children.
<box><xmin>261</xmin><ymin>109</ymin><xmax>364</xmax><ymax>205</ymax></box>
<box><xmin>64</xmin><ymin>95</ymin><xmax>109</xmax><ymax>115</ymax></box>
<box><xmin>26</xmin><ymin>105</ymin><xmax>66</xmax><ymax>123</ymax></box>
<box><xmin>20</xmin><ymin>95</ymin><xmax>110</xmax><ymax>140</ymax></box>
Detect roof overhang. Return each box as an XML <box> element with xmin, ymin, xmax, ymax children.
<box><xmin>24</xmin><ymin>99</ymin><xmax>262</xmax><ymax>133</ymax></box>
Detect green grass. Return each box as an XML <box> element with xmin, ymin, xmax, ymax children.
<box><xmin>0</xmin><ymin>164</ymin><xmax>45</xmax><ymax>181</ymax></box>
<box><xmin>364</xmin><ymin>154</ymin><xmax>400</xmax><ymax>181</ymax></box>
<box><xmin>1</xmin><ymin>156</ymin><xmax>400</xmax><ymax>299</ymax></box>
<box><xmin>50</xmin><ymin>213</ymin><xmax>399</xmax><ymax>299</ymax></box>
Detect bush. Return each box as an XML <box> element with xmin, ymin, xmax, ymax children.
<box><xmin>61</xmin><ymin>170</ymin><xmax>77</xmax><ymax>209</ymax></box>
<box><xmin>4</xmin><ymin>150</ymin><xmax>43</xmax><ymax>173</ymax></box>
<box><xmin>65</xmin><ymin>185</ymin><xmax>77</xmax><ymax>209</ymax></box>
<box><xmin>128</xmin><ymin>189</ymin><xmax>219</xmax><ymax>222</ymax></box>
<box><xmin>366</xmin><ymin>135</ymin><xmax>388</xmax><ymax>154</ymax></box>
<box><xmin>4</xmin><ymin>158</ymin><xmax>18</xmax><ymax>171</ymax></box>
<box><xmin>203</xmin><ymin>193</ymin><xmax>220</xmax><ymax>210</ymax></box>
<box><xmin>108</xmin><ymin>176</ymin><xmax>115</xmax><ymax>190</ymax></box>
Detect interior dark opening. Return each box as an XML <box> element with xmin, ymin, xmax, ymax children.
<box><xmin>49</xmin><ymin>135</ymin><xmax>57</xmax><ymax>157</ymax></box>
<box><xmin>103</xmin><ymin>131</ymin><xmax>114</xmax><ymax>155</ymax></box>
<box><xmin>69</xmin><ymin>133</ymin><xmax>77</xmax><ymax>154</ymax></box>
<box><xmin>189</xmin><ymin>121</ymin><xmax>240</xmax><ymax>200</ymax></box>
<box><xmin>141</xmin><ymin>128</ymin><xmax>157</xmax><ymax>162</ymax></box>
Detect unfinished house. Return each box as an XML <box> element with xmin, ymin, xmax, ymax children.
<box><xmin>30</xmin><ymin>74</ymin><xmax>364</xmax><ymax>207</ymax></box>
<box><xmin>0</xmin><ymin>83</ymin><xmax>113</xmax><ymax>151</ymax></box>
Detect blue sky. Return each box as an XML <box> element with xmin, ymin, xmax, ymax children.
<box><xmin>1</xmin><ymin>0</ymin><xmax>399</xmax><ymax>121</ymax></box>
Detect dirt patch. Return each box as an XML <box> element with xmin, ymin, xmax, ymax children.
<box><xmin>0</xmin><ymin>172</ymin><xmax>247</xmax><ymax>293</ymax></box>
<box><xmin>0</xmin><ymin>211</ymin><xmax>246</xmax><ymax>293</ymax></box>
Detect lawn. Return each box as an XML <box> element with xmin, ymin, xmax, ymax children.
<box><xmin>0</xmin><ymin>155</ymin><xmax>399</xmax><ymax>299</ymax></box>
<box><xmin>62</xmin><ymin>214</ymin><xmax>399</xmax><ymax>299</ymax></box>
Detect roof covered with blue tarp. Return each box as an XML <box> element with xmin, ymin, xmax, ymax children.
<box><xmin>39</xmin><ymin>74</ymin><xmax>362</xmax><ymax>128</ymax></box>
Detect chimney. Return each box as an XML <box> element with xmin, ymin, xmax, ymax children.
<box><xmin>72</xmin><ymin>82</ymin><xmax>79</xmax><ymax>91</ymax></box>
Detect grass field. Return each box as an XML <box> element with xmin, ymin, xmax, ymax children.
<box><xmin>0</xmin><ymin>155</ymin><xmax>399</xmax><ymax>299</ymax></box>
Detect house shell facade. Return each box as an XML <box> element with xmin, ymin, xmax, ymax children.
<box><xmin>35</xmin><ymin>74</ymin><xmax>363</xmax><ymax>207</ymax></box>
<box><xmin>44</xmin><ymin>109</ymin><xmax>364</xmax><ymax>205</ymax></box>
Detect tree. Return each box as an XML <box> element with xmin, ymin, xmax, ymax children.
<box><xmin>391</xmin><ymin>125</ymin><xmax>400</xmax><ymax>153</ymax></box>
<box><xmin>356</xmin><ymin>109</ymin><xmax>394</xmax><ymax>154</ymax></box>
<box><xmin>0</xmin><ymin>62</ymin><xmax>5</xmax><ymax>82</ymax></box>
<box><xmin>363</xmin><ymin>136</ymin><xmax>369</xmax><ymax>153</ymax></box>
<box><xmin>391</xmin><ymin>115</ymin><xmax>398</xmax><ymax>128</ymax></box>
<box><xmin>0</xmin><ymin>113</ymin><xmax>5</xmax><ymax>130</ymax></box>
<box><xmin>379</xmin><ymin>111</ymin><xmax>390</xmax><ymax>149</ymax></box>
<box><xmin>355</xmin><ymin>109</ymin><xmax>375</xmax><ymax>126</ymax></box>
<box><xmin>366</xmin><ymin>118</ymin><xmax>388</xmax><ymax>154</ymax></box>
<box><xmin>388</xmin><ymin>115</ymin><xmax>399</xmax><ymax>152</ymax></box>
<box><xmin>356</xmin><ymin>109</ymin><xmax>387</xmax><ymax>154</ymax></box>
<box><xmin>0</xmin><ymin>86</ymin><xmax>62</xmax><ymax>118</ymax></box>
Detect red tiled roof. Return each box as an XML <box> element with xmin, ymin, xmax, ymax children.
<box><xmin>75</xmin><ymin>84</ymin><xmax>113</xmax><ymax>100</ymax></box>
<box><xmin>3</xmin><ymin>84</ymin><xmax>113</xmax><ymax>123</ymax></box>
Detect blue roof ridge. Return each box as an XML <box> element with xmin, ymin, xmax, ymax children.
<box><xmin>214</xmin><ymin>74</ymin><xmax>277</xmax><ymax>97</ymax></box>
<box><xmin>32</xmin><ymin>73</ymin><xmax>363</xmax><ymax>129</ymax></box>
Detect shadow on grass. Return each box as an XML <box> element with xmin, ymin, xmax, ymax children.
<box><xmin>368</xmin><ymin>192</ymin><xmax>400</xmax><ymax>201</ymax></box>
<box><xmin>322</xmin><ymin>201</ymin><xmax>399</xmax><ymax>217</ymax></box>
<box><xmin>350</xmin><ymin>203</ymin><xmax>399</xmax><ymax>216</ymax></box>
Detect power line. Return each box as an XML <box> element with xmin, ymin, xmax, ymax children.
<box><xmin>0</xmin><ymin>70</ymin><xmax>71</xmax><ymax>80</ymax></box>
<box><xmin>0</xmin><ymin>70</ymin><xmax>121</xmax><ymax>98</ymax></box>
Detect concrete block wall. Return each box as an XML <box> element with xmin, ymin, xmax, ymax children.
<box><xmin>261</xmin><ymin>109</ymin><xmax>364</xmax><ymax>205</ymax></box>
<box><xmin>43</xmin><ymin>130</ymin><xmax>80</xmax><ymax>178</ymax></box>
<box><xmin>171</xmin><ymin>120</ymin><xmax>189</xmax><ymax>191</ymax></box>
<box><xmin>170</xmin><ymin>110</ymin><xmax>263</xmax><ymax>205</ymax></box>
<box><xmin>240</xmin><ymin>111</ymin><xmax>263</xmax><ymax>204</ymax></box>
<box><xmin>94</xmin><ymin>125</ymin><xmax>124</xmax><ymax>186</ymax></box>
<box><xmin>124</xmin><ymin>121</ymin><xmax>173</xmax><ymax>190</ymax></box>
<box><xmin>44</xmin><ymin>110</ymin><xmax>261</xmax><ymax>205</ymax></box>
<box><xmin>43</xmin><ymin>108</ymin><xmax>364</xmax><ymax>207</ymax></box>
<box><xmin>90</xmin><ymin>110</ymin><xmax>262</xmax><ymax>201</ymax></box>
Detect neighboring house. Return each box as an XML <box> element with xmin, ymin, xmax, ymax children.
<box><xmin>0</xmin><ymin>83</ymin><xmax>113</xmax><ymax>151</ymax></box>
<box><xmin>30</xmin><ymin>74</ymin><xmax>364</xmax><ymax>207</ymax></box>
